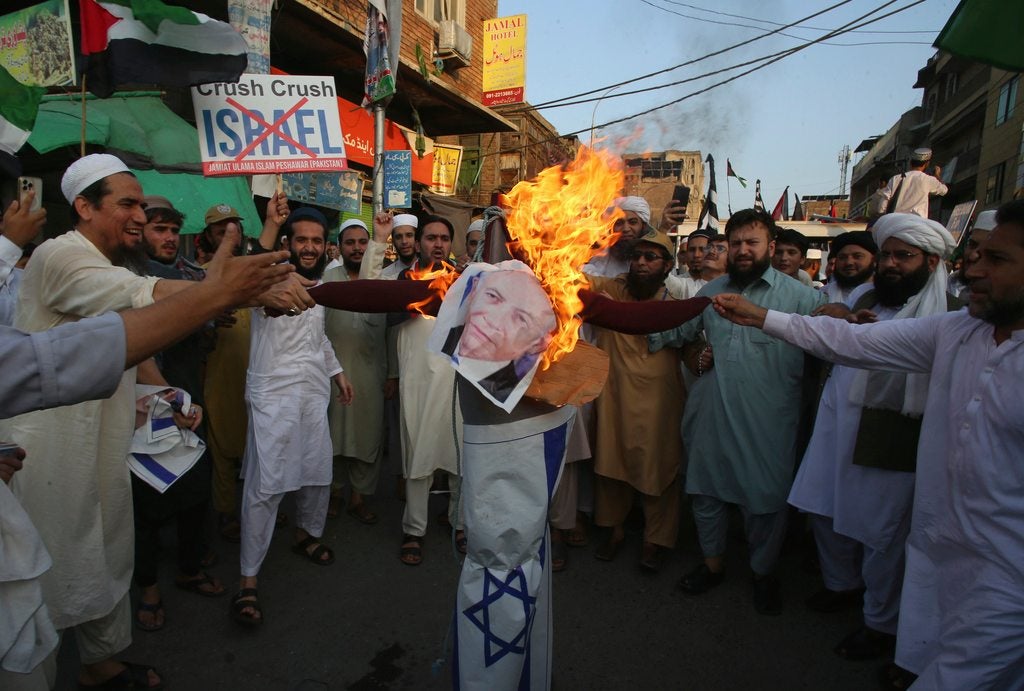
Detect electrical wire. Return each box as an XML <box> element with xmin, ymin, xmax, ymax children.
<box><xmin>657</xmin><ymin>0</ymin><xmax>940</xmax><ymax>33</ymax></box>
<box><xmin>481</xmin><ymin>0</ymin><xmax>926</xmax><ymax>159</ymax></box>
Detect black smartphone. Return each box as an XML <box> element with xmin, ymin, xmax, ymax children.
<box><xmin>672</xmin><ymin>184</ymin><xmax>691</xmax><ymax>207</ymax></box>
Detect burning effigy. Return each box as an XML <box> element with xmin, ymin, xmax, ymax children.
<box><xmin>311</xmin><ymin>146</ymin><xmax>708</xmax><ymax>690</ymax></box>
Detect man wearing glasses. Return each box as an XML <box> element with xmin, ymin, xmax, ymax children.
<box><xmin>701</xmin><ymin>234</ymin><xmax>729</xmax><ymax>282</ymax></box>
<box><xmin>588</xmin><ymin>229</ymin><xmax>686</xmax><ymax>572</ymax></box>
<box><xmin>789</xmin><ymin>213</ymin><xmax>959</xmax><ymax>664</ymax></box>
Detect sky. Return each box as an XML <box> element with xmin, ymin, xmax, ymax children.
<box><xmin>497</xmin><ymin>0</ymin><xmax>960</xmax><ymax>212</ymax></box>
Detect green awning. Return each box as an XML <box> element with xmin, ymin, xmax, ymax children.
<box><xmin>25</xmin><ymin>92</ymin><xmax>260</xmax><ymax>236</ymax></box>
<box><xmin>934</xmin><ymin>0</ymin><xmax>1024</xmax><ymax>72</ymax></box>
<box><xmin>131</xmin><ymin>168</ymin><xmax>261</xmax><ymax>236</ymax></box>
<box><xmin>27</xmin><ymin>92</ymin><xmax>202</xmax><ymax>173</ymax></box>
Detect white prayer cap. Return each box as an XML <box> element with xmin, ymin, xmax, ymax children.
<box><xmin>614</xmin><ymin>196</ymin><xmax>651</xmax><ymax>223</ymax></box>
<box><xmin>61</xmin><ymin>154</ymin><xmax>130</xmax><ymax>204</ymax></box>
<box><xmin>339</xmin><ymin>218</ymin><xmax>368</xmax><ymax>236</ymax></box>
<box><xmin>392</xmin><ymin>213</ymin><xmax>418</xmax><ymax>229</ymax></box>
<box><xmin>873</xmin><ymin>213</ymin><xmax>956</xmax><ymax>258</ymax></box>
<box><xmin>467</xmin><ymin>219</ymin><xmax>485</xmax><ymax>234</ymax></box>
<box><xmin>973</xmin><ymin>210</ymin><xmax>998</xmax><ymax>231</ymax></box>
<box><xmin>911</xmin><ymin>147</ymin><xmax>933</xmax><ymax>162</ymax></box>
<box><xmin>805</xmin><ymin>248</ymin><xmax>822</xmax><ymax>260</ymax></box>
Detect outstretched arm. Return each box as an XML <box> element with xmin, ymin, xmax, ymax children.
<box><xmin>579</xmin><ymin>290</ymin><xmax>710</xmax><ymax>334</ymax></box>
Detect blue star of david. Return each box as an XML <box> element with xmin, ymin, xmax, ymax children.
<box><xmin>463</xmin><ymin>566</ymin><xmax>538</xmax><ymax>666</ymax></box>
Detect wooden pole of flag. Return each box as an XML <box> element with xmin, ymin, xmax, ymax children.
<box><xmin>80</xmin><ymin>75</ymin><xmax>87</xmax><ymax>158</ymax></box>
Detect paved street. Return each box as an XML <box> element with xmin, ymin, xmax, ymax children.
<box><xmin>57</xmin><ymin>465</ymin><xmax>880</xmax><ymax>690</ymax></box>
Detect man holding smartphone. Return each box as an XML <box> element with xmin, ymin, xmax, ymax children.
<box><xmin>0</xmin><ymin>189</ymin><xmax>46</xmax><ymax>326</ymax></box>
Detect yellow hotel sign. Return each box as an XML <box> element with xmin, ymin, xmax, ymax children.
<box><xmin>482</xmin><ymin>14</ymin><xmax>526</xmax><ymax>106</ymax></box>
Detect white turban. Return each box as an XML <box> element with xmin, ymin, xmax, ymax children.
<box><xmin>61</xmin><ymin>153</ymin><xmax>130</xmax><ymax>204</ymax></box>
<box><xmin>392</xmin><ymin>213</ymin><xmax>418</xmax><ymax>229</ymax></box>
<box><xmin>872</xmin><ymin>213</ymin><xmax>956</xmax><ymax>259</ymax></box>
<box><xmin>852</xmin><ymin>213</ymin><xmax>956</xmax><ymax>418</ymax></box>
<box><xmin>614</xmin><ymin>196</ymin><xmax>651</xmax><ymax>224</ymax></box>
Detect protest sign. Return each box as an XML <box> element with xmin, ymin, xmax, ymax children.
<box><xmin>192</xmin><ymin>74</ymin><xmax>347</xmax><ymax>176</ymax></box>
<box><xmin>281</xmin><ymin>171</ymin><xmax>363</xmax><ymax>213</ymax></box>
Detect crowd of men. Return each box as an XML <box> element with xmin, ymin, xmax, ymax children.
<box><xmin>0</xmin><ymin>152</ymin><xmax>1021</xmax><ymax>691</ymax></box>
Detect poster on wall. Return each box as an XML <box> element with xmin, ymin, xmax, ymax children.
<box><xmin>383</xmin><ymin>150</ymin><xmax>412</xmax><ymax>208</ymax></box>
<box><xmin>430</xmin><ymin>144</ymin><xmax>463</xmax><ymax>196</ymax></box>
<box><xmin>0</xmin><ymin>0</ymin><xmax>74</xmax><ymax>86</ymax></box>
<box><xmin>281</xmin><ymin>171</ymin><xmax>363</xmax><ymax>213</ymax></box>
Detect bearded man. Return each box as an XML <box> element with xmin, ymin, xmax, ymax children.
<box><xmin>650</xmin><ymin>207</ymin><xmax>826</xmax><ymax>615</ymax></box>
<box><xmin>822</xmin><ymin>231</ymin><xmax>877</xmax><ymax>305</ymax></box>
<box><xmin>588</xmin><ymin>229</ymin><xmax>685</xmax><ymax>571</ymax></box>
<box><xmin>231</xmin><ymin>207</ymin><xmax>354</xmax><ymax>628</ymax></box>
<box><xmin>791</xmin><ymin>215</ymin><xmax>959</xmax><ymax>663</ymax></box>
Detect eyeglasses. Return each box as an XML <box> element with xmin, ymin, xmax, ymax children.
<box><xmin>705</xmin><ymin>244</ymin><xmax>728</xmax><ymax>255</ymax></box>
<box><xmin>630</xmin><ymin>250</ymin><xmax>668</xmax><ymax>262</ymax></box>
<box><xmin>877</xmin><ymin>250</ymin><xmax>921</xmax><ymax>263</ymax></box>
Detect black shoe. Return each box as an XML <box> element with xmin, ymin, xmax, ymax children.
<box><xmin>877</xmin><ymin>662</ymin><xmax>918</xmax><ymax>690</ymax></box>
<box><xmin>752</xmin><ymin>574</ymin><xmax>783</xmax><ymax>616</ymax></box>
<box><xmin>834</xmin><ymin>626</ymin><xmax>896</xmax><ymax>660</ymax></box>
<box><xmin>805</xmin><ymin>586</ymin><xmax>864</xmax><ymax>613</ymax></box>
<box><xmin>677</xmin><ymin>564</ymin><xmax>725</xmax><ymax>594</ymax></box>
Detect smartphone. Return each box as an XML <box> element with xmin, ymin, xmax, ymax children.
<box><xmin>672</xmin><ymin>184</ymin><xmax>691</xmax><ymax>208</ymax></box>
<box><xmin>18</xmin><ymin>176</ymin><xmax>42</xmax><ymax>212</ymax></box>
<box><xmin>0</xmin><ymin>441</ymin><xmax>20</xmax><ymax>458</ymax></box>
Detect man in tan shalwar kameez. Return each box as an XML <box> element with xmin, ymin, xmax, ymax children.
<box><xmin>589</xmin><ymin>228</ymin><xmax>685</xmax><ymax>572</ymax></box>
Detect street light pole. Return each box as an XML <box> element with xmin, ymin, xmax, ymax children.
<box><xmin>590</xmin><ymin>84</ymin><xmax>624</xmax><ymax>145</ymax></box>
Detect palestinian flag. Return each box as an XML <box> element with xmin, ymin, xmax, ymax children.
<box><xmin>695</xmin><ymin>154</ymin><xmax>720</xmax><ymax>232</ymax></box>
<box><xmin>80</xmin><ymin>0</ymin><xmax>248</xmax><ymax>98</ymax></box>
<box><xmin>726</xmin><ymin>159</ymin><xmax>747</xmax><ymax>187</ymax></box>
<box><xmin>0</xmin><ymin>65</ymin><xmax>45</xmax><ymax>156</ymax></box>
<box><xmin>771</xmin><ymin>186</ymin><xmax>790</xmax><ymax>221</ymax></box>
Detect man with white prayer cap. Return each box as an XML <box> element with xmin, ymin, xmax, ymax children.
<box><xmin>583</xmin><ymin>196</ymin><xmax>650</xmax><ymax>278</ymax></box>
<box><xmin>710</xmin><ymin>198</ymin><xmax>1024</xmax><ymax>690</ymax></box>
<box><xmin>2</xmin><ymin>153</ymin><xmax>311</xmax><ymax>689</ymax></box>
<box><xmin>790</xmin><ymin>213</ymin><xmax>961</xmax><ymax>663</ymax></box>
<box><xmin>381</xmin><ymin>212</ymin><xmax>419</xmax><ymax>279</ymax></box>
<box><xmin>878</xmin><ymin>147</ymin><xmax>948</xmax><ymax>219</ymax></box>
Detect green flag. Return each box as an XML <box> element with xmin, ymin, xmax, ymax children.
<box><xmin>0</xmin><ymin>65</ymin><xmax>45</xmax><ymax>156</ymax></box>
<box><xmin>935</xmin><ymin>0</ymin><xmax>1024</xmax><ymax>72</ymax></box>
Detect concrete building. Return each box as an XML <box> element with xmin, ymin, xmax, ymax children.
<box><xmin>850</xmin><ymin>50</ymin><xmax>1022</xmax><ymax>222</ymax></box>
<box><xmin>622</xmin><ymin>150</ymin><xmax>705</xmax><ymax>227</ymax></box>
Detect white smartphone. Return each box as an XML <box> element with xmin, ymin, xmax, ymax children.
<box><xmin>17</xmin><ymin>176</ymin><xmax>42</xmax><ymax>212</ymax></box>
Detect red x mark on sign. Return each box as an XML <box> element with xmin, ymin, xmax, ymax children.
<box><xmin>225</xmin><ymin>97</ymin><xmax>318</xmax><ymax>161</ymax></box>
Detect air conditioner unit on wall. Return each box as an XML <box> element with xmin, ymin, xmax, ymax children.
<box><xmin>437</xmin><ymin>19</ymin><xmax>472</xmax><ymax>68</ymax></box>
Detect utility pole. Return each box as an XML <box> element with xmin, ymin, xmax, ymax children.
<box><xmin>837</xmin><ymin>144</ymin><xmax>852</xmax><ymax>197</ymax></box>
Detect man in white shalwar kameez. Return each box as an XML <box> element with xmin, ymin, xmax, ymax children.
<box><xmin>233</xmin><ymin>207</ymin><xmax>353</xmax><ymax>628</ymax></box>
<box><xmin>2</xmin><ymin>156</ymin><xmax>311</xmax><ymax>689</ymax></box>
<box><xmin>711</xmin><ymin>198</ymin><xmax>1024</xmax><ymax>690</ymax></box>
<box><xmin>324</xmin><ymin>219</ymin><xmax>386</xmax><ymax>522</ymax></box>
<box><xmin>789</xmin><ymin>214</ymin><xmax>958</xmax><ymax>660</ymax></box>
<box><xmin>392</xmin><ymin>215</ymin><xmax>464</xmax><ymax>565</ymax></box>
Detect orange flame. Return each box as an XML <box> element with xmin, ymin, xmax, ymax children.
<box><xmin>504</xmin><ymin>146</ymin><xmax>624</xmax><ymax>368</ymax></box>
<box><xmin>406</xmin><ymin>262</ymin><xmax>459</xmax><ymax>315</ymax></box>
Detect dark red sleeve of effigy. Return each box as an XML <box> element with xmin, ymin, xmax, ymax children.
<box><xmin>309</xmin><ymin>280</ymin><xmax>442</xmax><ymax>316</ymax></box>
<box><xmin>578</xmin><ymin>290</ymin><xmax>710</xmax><ymax>334</ymax></box>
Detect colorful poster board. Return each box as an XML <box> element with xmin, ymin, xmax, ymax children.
<box><xmin>431</xmin><ymin>144</ymin><xmax>463</xmax><ymax>196</ymax></box>
<box><xmin>281</xmin><ymin>171</ymin><xmax>364</xmax><ymax>213</ymax></box>
<box><xmin>0</xmin><ymin>0</ymin><xmax>74</xmax><ymax>86</ymax></box>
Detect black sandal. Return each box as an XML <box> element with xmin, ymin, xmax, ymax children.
<box><xmin>231</xmin><ymin>588</ymin><xmax>262</xmax><ymax>628</ymax></box>
<box><xmin>78</xmin><ymin>660</ymin><xmax>162</xmax><ymax>689</ymax></box>
<box><xmin>134</xmin><ymin>600</ymin><xmax>164</xmax><ymax>632</ymax></box>
<box><xmin>175</xmin><ymin>571</ymin><xmax>226</xmax><ymax>597</ymax></box>
<box><xmin>290</xmin><ymin>535</ymin><xmax>335</xmax><ymax>565</ymax></box>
